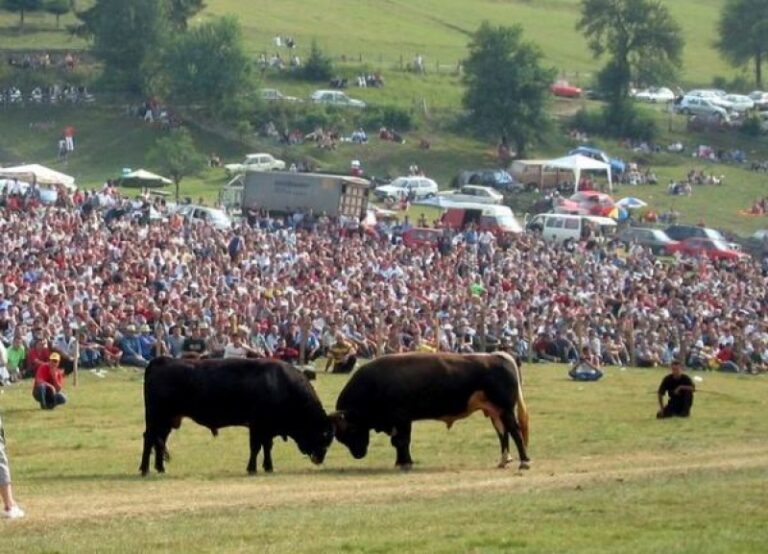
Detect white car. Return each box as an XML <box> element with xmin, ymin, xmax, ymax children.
<box><xmin>723</xmin><ymin>94</ymin><xmax>754</xmax><ymax>112</ymax></box>
<box><xmin>438</xmin><ymin>184</ymin><xmax>503</xmax><ymax>205</ymax></box>
<box><xmin>310</xmin><ymin>90</ymin><xmax>366</xmax><ymax>108</ymax></box>
<box><xmin>685</xmin><ymin>89</ymin><xmax>733</xmax><ymax>110</ymax></box>
<box><xmin>224</xmin><ymin>153</ymin><xmax>286</xmax><ymax>176</ymax></box>
<box><xmin>374</xmin><ymin>176</ymin><xmax>438</xmax><ymax>201</ymax></box>
<box><xmin>175</xmin><ymin>205</ymin><xmax>233</xmax><ymax>230</ymax></box>
<box><xmin>748</xmin><ymin>90</ymin><xmax>768</xmax><ymax>110</ymax></box>
<box><xmin>633</xmin><ymin>86</ymin><xmax>676</xmax><ymax>103</ymax></box>
<box><xmin>259</xmin><ymin>88</ymin><xmax>302</xmax><ymax>103</ymax></box>
<box><xmin>674</xmin><ymin>96</ymin><xmax>731</xmax><ymax>120</ymax></box>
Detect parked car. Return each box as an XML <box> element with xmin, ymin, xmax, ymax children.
<box><xmin>748</xmin><ymin>90</ymin><xmax>768</xmax><ymax>110</ymax></box>
<box><xmin>456</xmin><ymin>169</ymin><xmax>523</xmax><ymax>192</ymax></box>
<box><xmin>259</xmin><ymin>88</ymin><xmax>302</xmax><ymax>103</ymax></box>
<box><xmin>550</xmin><ymin>81</ymin><xmax>582</xmax><ymax>98</ymax></box>
<box><xmin>684</xmin><ymin>89</ymin><xmax>730</xmax><ymax>108</ymax></box>
<box><xmin>674</xmin><ymin>96</ymin><xmax>731</xmax><ymax>121</ymax></box>
<box><xmin>175</xmin><ymin>205</ymin><xmax>233</xmax><ymax>230</ymax></box>
<box><xmin>722</xmin><ymin>94</ymin><xmax>754</xmax><ymax>112</ymax></box>
<box><xmin>568</xmin><ymin>146</ymin><xmax>626</xmax><ymax>174</ymax></box>
<box><xmin>224</xmin><ymin>153</ymin><xmax>286</xmax><ymax>176</ymax></box>
<box><xmin>616</xmin><ymin>227</ymin><xmax>678</xmax><ymax>255</ymax></box>
<box><xmin>310</xmin><ymin>90</ymin><xmax>366</xmax><ymax>108</ymax></box>
<box><xmin>402</xmin><ymin>227</ymin><xmax>443</xmax><ymax>248</ymax></box>
<box><xmin>632</xmin><ymin>86</ymin><xmax>676</xmax><ymax>103</ymax></box>
<box><xmin>665</xmin><ymin>237</ymin><xmax>748</xmax><ymax>261</ymax></box>
<box><xmin>438</xmin><ymin>184</ymin><xmax>504</xmax><ymax>205</ymax></box>
<box><xmin>373</xmin><ymin>176</ymin><xmax>438</xmax><ymax>201</ymax></box>
<box><xmin>664</xmin><ymin>224</ymin><xmax>727</xmax><ymax>242</ymax></box>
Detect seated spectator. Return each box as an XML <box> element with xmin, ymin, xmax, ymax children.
<box><xmin>223</xmin><ymin>332</ymin><xmax>259</xmax><ymax>359</ymax></box>
<box><xmin>25</xmin><ymin>338</ymin><xmax>50</xmax><ymax>378</ymax></box>
<box><xmin>165</xmin><ymin>325</ymin><xmax>185</xmax><ymax>358</ymax></box>
<box><xmin>325</xmin><ymin>333</ymin><xmax>357</xmax><ymax>373</ymax></box>
<box><xmin>102</xmin><ymin>338</ymin><xmax>122</xmax><ymax>367</ymax></box>
<box><xmin>138</xmin><ymin>324</ymin><xmax>157</xmax><ymax>360</ymax></box>
<box><xmin>568</xmin><ymin>346</ymin><xmax>604</xmax><ymax>381</ymax></box>
<box><xmin>181</xmin><ymin>324</ymin><xmax>209</xmax><ymax>359</ymax></box>
<box><xmin>6</xmin><ymin>336</ymin><xmax>26</xmax><ymax>382</ymax></box>
<box><xmin>273</xmin><ymin>338</ymin><xmax>299</xmax><ymax>364</ymax></box>
<box><xmin>120</xmin><ymin>325</ymin><xmax>148</xmax><ymax>368</ymax></box>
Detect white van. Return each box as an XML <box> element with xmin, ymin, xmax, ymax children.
<box><xmin>527</xmin><ymin>213</ymin><xmax>616</xmax><ymax>243</ymax></box>
<box><xmin>441</xmin><ymin>203</ymin><xmax>523</xmax><ymax>234</ymax></box>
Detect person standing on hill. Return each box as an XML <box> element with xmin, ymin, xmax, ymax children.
<box><xmin>0</xmin><ymin>414</ymin><xmax>24</xmax><ymax>519</ymax></box>
<box><xmin>657</xmin><ymin>360</ymin><xmax>695</xmax><ymax>418</ymax></box>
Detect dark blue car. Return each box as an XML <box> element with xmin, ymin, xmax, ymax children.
<box><xmin>569</xmin><ymin>146</ymin><xmax>626</xmax><ymax>175</ymax></box>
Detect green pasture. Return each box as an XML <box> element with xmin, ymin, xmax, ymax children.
<box><xmin>0</xmin><ymin>0</ymin><xmax>742</xmax><ymax>86</ymax></box>
<box><xmin>0</xmin><ymin>363</ymin><xmax>766</xmax><ymax>553</ymax></box>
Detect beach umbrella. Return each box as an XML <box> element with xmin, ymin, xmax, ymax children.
<box><xmin>608</xmin><ymin>206</ymin><xmax>629</xmax><ymax>221</ymax></box>
<box><xmin>616</xmin><ymin>196</ymin><xmax>648</xmax><ymax>210</ymax></box>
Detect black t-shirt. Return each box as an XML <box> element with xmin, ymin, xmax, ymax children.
<box><xmin>182</xmin><ymin>337</ymin><xmax>207</xmax><ymax>354</ymax></box>
<box><xmin>658</xmin><ymin>373</ymin><xmax>695</xmax><ymax>409</ymax></box>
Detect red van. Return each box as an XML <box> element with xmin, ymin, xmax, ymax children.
<box><xmin>402</xmin><ymin>227</ymin><xmax>442</xmax><ymax>248</ymax></box>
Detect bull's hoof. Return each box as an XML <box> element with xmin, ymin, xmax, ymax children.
<box><xmin>497</xmin><ymin>456</ymin><xmax>515</xmax><ymax>469</ymax></box>
<box><xmin>247</xmin><ymin>469</ymin><xmax>257</xmax><ymax>476</ymax></box>
<box><xmin>396</xmin><ymin>462</ymin><xmax>413</xmax><ymax>471</ymax></box>
<box><xmin>263</xmin><ymin>466</ymin><xmax>274</xmax><ymax>474</ymax></box>
<box><xmin>519</xmin><ymin>461</ymin><xmax>531</xmax><ymax>470</ymax></box>
<box><xmin>140</xmin><ymin>469</ymin><xmax>149</xmax><ymax>477</ymax></box>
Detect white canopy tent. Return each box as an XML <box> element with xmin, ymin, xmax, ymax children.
<box><xmin>0</xmin><ymin>164</ymin><xmax>76</xmax><ymax>190</ymax></box>
<box><xmin>118</xmin><ymin>169</ymin><xmax>173</xmax><ymax>188</ymax></box>
<box><xmin>546</xmin><ymin>154</ymin><xmax>612</xmax><ymax>192</ymax></box>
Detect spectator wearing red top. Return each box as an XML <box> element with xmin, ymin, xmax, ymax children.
<box><xmin>32</xmin><ymin>352</ymin><xmax>67</xmax><ymax>410</ymax></box>
<box><xmin>25</xmin><ymin>338</ymin><xmax>50</xmax><ymax>378</ymax></box>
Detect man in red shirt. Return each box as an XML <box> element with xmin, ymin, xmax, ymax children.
<box><xmin>32</xmin><ymin>353</ymin><xmax>67</xmax><ymax>410</ymax></box>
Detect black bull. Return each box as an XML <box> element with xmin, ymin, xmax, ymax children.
<box><xmin>332</xmin><ymin>352</ymin><xmax>531</xmax><ymax>469</ymax></box>
<box><xmin>139</xmin><ymin>357</ymin><xmax>334</xmax><ymax>475</ymax></box>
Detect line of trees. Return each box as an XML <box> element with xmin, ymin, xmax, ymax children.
<box><xmin>1</xmin><ymin>0</ymin><xmax>71</xmax><ymax>28</ymax></box>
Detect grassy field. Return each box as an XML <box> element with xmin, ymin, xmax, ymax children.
<box><xmin>0</xmin><ymin>363</ymin><xmax>766</xmax><ymax>552</ymax></box>
<box><xmin>0</xmin><ymin>0</ymin><xmax>742</xmax><ymax>86</ymax></box>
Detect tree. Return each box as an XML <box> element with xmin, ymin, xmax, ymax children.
<box><xmin>461</xmin><ymin>22</ymin><xmax>554</xmax><ymax>157</ymax></box>
<box><xmin>301</xmin><ymin>40</ymin><xmax>334</xmax><ymax>82</ymax></box>
<box><xmin>577</xmin><ymin>0</ymin><xmax>683</xmax><ymax>135</ymax></box>
<box><xmin>147</xmin><ymin>128</ymin><xmax>206</xmax><ymax>202</ymax></box>
<box><xmin>168</xmin><ymin>0</ymin><xmax>205</xmax><ymax>31</ymax></box>
<box><xmin>3</xmin><ymin>0</ymin><xmax>44</xmax><ymax>28</ymax></box>
<box><xmin>716</xmin><ymin>0</ymin><xmax>768</xmax><ymax>88</ymax></box>
<box><xmin>164</xmin><ymin>16</ymin><xmax>252</xmax><ymax>106</ymax></box>
<box><xmin>45</xmin><ymin>0</ymin><xmax>70</xmax><ymax>28</ymax></box>
<box><xmin>75</xmin><ymin>0</ymin><xmax>169</xmax><ymax>92</ymax></box>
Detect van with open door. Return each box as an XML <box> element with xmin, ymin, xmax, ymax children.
<box><xmin>441</xmin><ymin>203</ymin><xmax>523</xmax><ymax>234</ymax></box>
<box><xmin>526</xmin><ymin>213</ymin><xmax>616</xmax><ymax>243</ymax></box>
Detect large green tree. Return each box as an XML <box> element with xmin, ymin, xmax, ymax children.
<box><xmin>147</xmin><ymin>128</ymin><xmax>206</xmax><ymax>202</ymax></box>
<box><xmin>716</xmin><ymin>0</ymin><xmax>768</xmax><ymax>88</ymax></box>
<box><xmin>3</xmin><ymin>0</ymin><xmax>44</xmax><ymax>28</ymax></box>
<box><xmin>163</xmin><ymin>16</ymin><xmax>252</xmax><ymax>106</ymax></box>
<box><xmin>168</xmin><ymin>0</ymin><xmax>205</xmax><ymax>31</ymax></box>
<box><xmin>45</xmin><ymin>0</ymin><xmax>69</xmax><ymax>28</ymax></box>
<box><xmin>76</xmin><ymin>0</ymin><xmax>169</xmax><ymax>92</ymax></box>
<box><xmin>577</xmin><ymin>0</ymin><xmax>683</xmax><ymax>134</ymax></box>
<box><xmin>461</xmin><ymin>22</ymin><xmax>554</xmax><ymax>157</ymax></box>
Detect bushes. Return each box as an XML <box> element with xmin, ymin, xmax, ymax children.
<box><xmin>252</xmin><ymin>103</ymin><xmax>414</xmax><ymax>135</ymax></box>
<box><xmin>361</xmin><ymin>105</ymin><xmax>414</xmax><ymax>131</ymax></box>
<box><xmin>300</xmin><ymin>40</ymin><xmax>334</xmax><ymax>82</ymax></box>
<box><xmin>570</xmin><ymin>104</ymin><xmax>658</xmax><ymax>142</ymax></box>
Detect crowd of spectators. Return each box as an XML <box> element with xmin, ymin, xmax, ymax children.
<box><xmin>0</xmin><ymin>179</ymin><xmax>767</xmax><ymax>386</ymax></box>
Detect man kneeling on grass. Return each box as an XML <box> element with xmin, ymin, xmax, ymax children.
<box><xmin>657</xmin><ymin>359</ymin><xmax>695</xmax><ymax>418</ymax></box>
<box><xmin>32</xmin><ymin>352</ymin><xmax>67</xmax><ymax>410</ymax></box>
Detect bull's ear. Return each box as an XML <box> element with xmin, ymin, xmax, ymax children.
<box><xmin>301</xmin><ymin>368</ymin><xmax>317</xmax><ymax>381</ymax></box>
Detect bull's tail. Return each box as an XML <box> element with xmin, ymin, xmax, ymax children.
<box><xmin>495</xmin><ymin>351</ymin><xmax>530</xmax><ymax>446</ymax></box>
